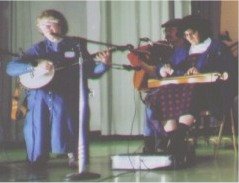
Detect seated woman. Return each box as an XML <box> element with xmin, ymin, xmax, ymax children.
<box><xmin>147</xmin><ymin>15</ymin><xmax>235</xmax><ymax>167</ymax></box>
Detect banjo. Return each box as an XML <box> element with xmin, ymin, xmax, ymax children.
<box><xmin>19</xmin><ymin>59</ymin><xmax>56</xmax><ymax>89</ymax></box>
<box><xmin>19</xmin><ymin>45</ymin><xmax>131</xmax><ymax>89</ymax></box>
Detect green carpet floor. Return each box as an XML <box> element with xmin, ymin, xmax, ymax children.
<box><xmin>0</xmin><ymin>137</ymin><xmax>238</xmax><ymax>182</ymax></box>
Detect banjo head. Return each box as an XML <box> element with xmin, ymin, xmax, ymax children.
<box><xmin>19</xmin><ymin>60</ymin><xmax>55</xmax><ymax>89</ymax></box>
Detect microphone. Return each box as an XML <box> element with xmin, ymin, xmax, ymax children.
<box><xmin>50</xmin><ymin>32</ymin><xmax>64</xmax><ymax>38</ymax></box>
<box><xmin>122</xmin><ymin>65</ymin><xmax>141</xmax><ymax>71</ymax></box>
<box><xmin>115</xmin><ymin>44</ymin><xmax>134</xmax><ymax>52</ymax></box>
<box><xmin>139</xmin><ymin>37</ymin><xmax>151</xmax><ymax>42</ymax></box>
<box><xmin>139</xmin><ymin>37</ymin><xmax>153</xmax><ymax>46</ymax></box>
<box><xmin>50</xmin><ymin>33</ymin><xmax>83</xmax><ymax>41</ymax></box>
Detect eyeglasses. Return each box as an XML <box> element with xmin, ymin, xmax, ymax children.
<box><xmin>38</xmin><ymin>19</ymin><xmax>59</xmax><ymax>28</ymax></box>
<box><xmin>184</xmin><ymin>30</ymin><xmax>195</xmax><ymax>38</ymax></box>
<box><xmin>164</xmin><ymin>27</ymin><xmax>177</xmax><ymax>34</ymax></box>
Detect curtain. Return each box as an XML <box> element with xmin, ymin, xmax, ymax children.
<box><xmin>0</xmin><ymin>2</ymin><xmax>14</xmax><ymax>144</ymax></box>
<box><xmin>0</xmin><ymin>1</ymin><xmax>191</xmax><ymax>143</ymax></box>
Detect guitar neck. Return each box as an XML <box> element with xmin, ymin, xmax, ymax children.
<box><xmin>90</xmin><ymin>44</ymin><xmax>131</xmax><ymax>58</ymax></box>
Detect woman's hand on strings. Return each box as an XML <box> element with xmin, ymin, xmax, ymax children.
<box><xmin>95</xmin><ymin>50</ymin><xmax>112</xmax><ymax>65</ymax></box>
<box><xmin>160</xmin><ymin>64</ymin><xmax>174</xmax><ymax>77</ymax></box>
<box><xmin>186</xmin><ymin>67</ymin><xmax>199</xmax><ymax>75</ymax></box>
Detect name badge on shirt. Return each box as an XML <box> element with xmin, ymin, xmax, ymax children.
<box><xmin>64</xmin><ymin>51</ymin><xmax>75</xmax><ymax>58</ymax></box>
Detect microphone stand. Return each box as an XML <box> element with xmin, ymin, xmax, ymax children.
<box><xmin>54</xmin><ymin>33</ymin><xmax>134</xmax><ymax>49</ymax></box>
<box><xmin>64</xmin><ymin>38</ymin><xmax>134</xmax><ymax>181</ymax></box>
<box><xmin>110</xmin><ymin>63</ymin><xmax>141</xmax><ymax>71</ymax></box>
<box><xmin>65</xmin><ymin>44</ymin><xmax>100</xmax><ymax>181</ymax></box>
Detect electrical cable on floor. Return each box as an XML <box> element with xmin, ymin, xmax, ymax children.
<box><xmin>96</xmin><ymin>171</ymin><xmax>135</xmax><ymax>182</ymax></box>
<box><xmin>98</xmin><ymin>88</ymin><xmax>143</xmax><ymax>181</ymax></box>
<box><xmin>126</xmin><ymin>88</ymin><xmax>139</xmax><ymax>171</ymax></box>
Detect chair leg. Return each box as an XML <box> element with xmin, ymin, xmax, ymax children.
<box><xmin>198</xmin><ymin>112</ymin><xmax>211</xmax><ymax>146</ymax></box>
<box><xmin>214</xmin><ymin>109</ymin><xmax>238</xmax><ymax>157</ymax></box>
<box><xmin>230</xmin><ymin>109</ymin><xmax>238</xmax><ymax>154</ymax></box>
<box><xmin>213</xmin><ymin>115</ymin><xmax>225</xmax><ymax>157</ymax></box>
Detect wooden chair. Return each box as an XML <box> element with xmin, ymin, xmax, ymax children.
<box><xmin>212</xmin><ymin>101</ymin><xmax>238</xmax><ymax>156</ymax></box>
<box><xmin>189</xmin><ymin>105</ymin><xmax>238</xmax><ymax>157</ymax></box>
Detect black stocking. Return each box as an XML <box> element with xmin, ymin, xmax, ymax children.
<box><xmin>167</xmin><ymin>123</ymin><xmax>189</xmax><ymax>166</ymax></box>
<box><xmin>176</xmin><ymin>123</ymin><xmax>189</xmax><ymax>159</ymax></box>
<box><xmin>143</xmin><ymin>136</ymin><xmax>156</xmax><ymax>153</ymax></box>
<box><xmin>167</xmin><ymin>130</ymin><xmax>178</xmax><ymax>155</ymax></box>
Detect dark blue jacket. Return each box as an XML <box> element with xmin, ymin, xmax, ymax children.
<box><xmin>6</xmin><ymin>37</ymin><xmax>109</xmax><ymax>162</ymax></box>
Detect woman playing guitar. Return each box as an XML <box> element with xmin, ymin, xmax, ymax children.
<box><xmin>127</xmin><ymin>19</ymin><xmax>188</xmax><ymax>160</ymax></box>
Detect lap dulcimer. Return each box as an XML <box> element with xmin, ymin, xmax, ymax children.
<box><xmin>147</xmin><ymin>72</ymin><xmax>228</xmax><ymax>89</ymax></box>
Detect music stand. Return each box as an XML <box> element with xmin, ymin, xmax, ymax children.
<box><xmin>65</xmin><ymin>50</ymin><xmax>100</xmax><ymax>181</ymax></box>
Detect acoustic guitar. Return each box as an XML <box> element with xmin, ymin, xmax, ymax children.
<box><xmin>127</xmin><ymin>42</ymin><xmax>173</xmax><ymax>91</ymax></box>
<box><xmin>127</xmin><ymin>45</ymin><xmax>152</xmax><ymax>90</ymax></box>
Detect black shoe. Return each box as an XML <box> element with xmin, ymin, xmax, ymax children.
<box><xmin>172</xmin><ymin>157</ymin><xmax>187</xmax><ymax>169</ymax></box>
<box><xmin>172</xmin><ymin>143</ymin><xmax>196</xmax><ymax>169</ymax></box>
<box><xmin>143</xmin><ymin>146</ymin><xmax>155</xmax><ymax>154</ymax></box>
<box><xmin>156</xmin><ymin>137</ymin><xmax>168</xmax><ymax>152</ymax></box>
<box><xmin>184</xmin><ymin>144</ymin><xmax>196</xmax><ymax>167</ymax></box>
<box><xmin>143</xmin><ymin>136</ymin><xmax>156</xmax><ymax>154</ymax></box>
